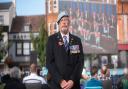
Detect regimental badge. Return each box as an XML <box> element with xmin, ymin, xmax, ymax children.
<box><xmin>57</xmin><ymin>37</ymin><xmax>63</xmax><ymax>46</ymax></box>
<box><xmin>58</xmin><ymin>41</ymin><xmax>63</xmax><ymax>46</ymax></box>
<box><xmin>69</xmin><ymin>45</ymin><xmax>80</xmax><ymax>54</ymax></box>
<box><xmin>70</xmin><ymin>38</ymin><xmax>73</xmax><ymax>44</ymax></box>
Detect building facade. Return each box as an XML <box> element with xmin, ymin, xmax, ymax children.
<box><xmin>8</xmin><ymin>16</ymin><xmax>45</xmax><ymax>70</ymax></box>
<box><xmin>46</xmin><ymin>0</ymin><xmax>59</xmax><ymax>35</ymax></box>
<box><xmin>117</xmin><ymin>0</ymin><xmax>128</xmax><ymax>67</ymax></box>
<box><xmin>0</xmin><ymin>0</ymin><xmax>46</xmax><ymax>72</ymax></box>
<box><xmin>0</xmin><ymin>1</ymin><xmax>16</xmax><ymax>71</ymax></box>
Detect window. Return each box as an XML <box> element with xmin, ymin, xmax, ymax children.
<box><xmin>0</xmin><ymin>16</ymin><xmax>4</xmax><ymax>25</ymax></box>
<box><xmin>48</xmin><ymin>23</ymin><xmax>51</xmax><ymax>35</ymax></box>
<box><xmin>54</xmin><ymin>6</ymin><xmax>56</xmax><ymax>8</ymax></box>
<box><xmin>53</xmin><ymin>1</ymin><xmax>57</xmax><ymax>8</ymax></box>
<box><xmin>16</xmin><ymin>43</ymin><xmax>22</xmax><ymax>55</ymax></box>
<box><xmin>31</xmin><ymin>43</ymin><xmax>34</xmax><ymax>51</ymax></box>
<box><xmin>48</xmin><ymin>1</ymin><xmax>51</xmax><ymax>13</ymax></box>
<box><xmin>54</xmin><ymin>0</ymin><xmax>56</xmax><ymax>4</ymax></box>
<box><xmin>121</xmin><ymin>0</ymin><xmax>128</xmax><ymax>2</ymax></box>
<box><xmin>54</xmin><ymin>22</ymin><xmax>58</xmax><ymax>33</ymax></box>
<box><xmin>16</xmin><ymin>42</ymin><xmax>31</xmax><ymax>56</ymax></box>
<box><xmin>54</xmin><ymin>23</ymin><xmax>57</xmax><ymax>30</ymax></box>
<box><xmin>53</xmin><ymin>0</ymin><xmax>58</xmax><ymax>13</ymax></box>
<box><xmin>24</xmin><ymin>25</ymin><xmax>31</xmax><ymax>32</ymax></box>
<box><xmin>118</xmin><ymin>15</ymin><xmax>128</xmax><ymax>44</ymax></box>
<box><xmin>23</xmin><ymin>43</ymin><xmax>30</xmax><ymax>55</ymax></box>
<box><xmin>13</xmin><ymin>35</ymin><xmax>16</xmax><ymax>39</ymax></box>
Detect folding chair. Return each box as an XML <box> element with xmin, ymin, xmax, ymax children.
<box><xmin>25</xmin><ymin>83</ymin><xmax>42</xmax><ymax>89</ymax></box>
<box><xmin>85</xmin><ymin>86</ymin><xmax>103</xmax><ymax>89</ymax></box>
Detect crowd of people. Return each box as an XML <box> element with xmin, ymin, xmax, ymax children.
<box><xmin>0</xmin><ymin>63</ymin><xmax>50</xmax><ymax>89</ymax></box>
<box><xmin>81</xmin><ymin>65</ymin><xmax>128</xmax><ymax>89</ymax></box>
<box><xmin>0</xmin><ymin>64</ymin><xmax>128</xmax><ymax>89</ymax></box>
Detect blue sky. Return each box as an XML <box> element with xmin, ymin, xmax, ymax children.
<box><xmin>0</xmin><ymin>0</ymin><xmax>45</xmax><ymax>16</ymax></box>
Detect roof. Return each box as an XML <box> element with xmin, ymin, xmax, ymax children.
<box><xmin>10</xmin><ymin>15</ymin><xmax>45</xmax><ymax>33</ymax></box>
<box><xmin>0</xmin><ymin>2</ymin><xmax>12</xmax><ymax>10</ymax></box>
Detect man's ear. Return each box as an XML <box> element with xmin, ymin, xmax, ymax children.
<box><xmin>68</xmin><ymin>20</ymin><xmax>70</xmax><ymax>25</ymax></box>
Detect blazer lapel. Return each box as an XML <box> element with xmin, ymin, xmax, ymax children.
<box><xmin>56</xmin><ymin>32</ymin><xmax>66</xmax><ymax>52</ymax></box>
<box><xmin>57</xmin><ymin>32</ymin><xmax>72</xmax><ymax>53</ymax></box>
<box><xmin>69</xmin><ymin>33</ymin><xmax>74</xmax><ymax>46</ymax></box>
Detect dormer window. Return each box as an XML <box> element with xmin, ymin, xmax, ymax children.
<box><xmin>24</xmin><ymin>24</ymin><xmax>31</xmax><ymax>32</ymax></box>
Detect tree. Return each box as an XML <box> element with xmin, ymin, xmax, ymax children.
<box><xmin>0</xmin><ymin>26</ymin><xmax>3</xmax><ymax>41</ymax></box>
<box><xmin>0</xmin><ymin>26</ymin><xmax>4</xmax><ymax>62</ymax></box>
<box><xmin>0</xmin><ymin>26</ymin><xmax>10</xmax><ymax>63</ymax></box>
<box><xmin>31</xmin><ymin>21</ymin><xmax>48</xmax><ymax>67</ymax></box>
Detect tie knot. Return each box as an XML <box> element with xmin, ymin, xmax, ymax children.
<box><xmin>63</xmin><ymin>36</ymin><xmax>67</xmax><ymax>39</ymax></box>
<box><xmin>63</xmin><ymin>36</ymin><xmax>68</xmax><ymax>43</ymax></box>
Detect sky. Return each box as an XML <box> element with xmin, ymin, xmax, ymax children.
<box><xmin>0</xmin><ymin>0</ymin><xmax>45</xmax><ymax>16</ymax></box>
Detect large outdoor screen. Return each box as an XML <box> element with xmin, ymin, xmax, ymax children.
<box><xmin>59</xmin><ymin>0</ymin><xmax>117</xmax><ymax>54</ymax></box>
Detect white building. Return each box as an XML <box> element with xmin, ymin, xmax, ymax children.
<box><xmin>8</xmin><ymin>15</ymin><xmax>45</xmax><ymax>70</ymax></box>
<box><xmin>0</xmin><ymin>1</ymin><xmax>16</xmax><ymax>70</ymax></box>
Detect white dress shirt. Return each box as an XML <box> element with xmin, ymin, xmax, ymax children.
<box><xmin>60</xmin><ymin>32</ymin><xmax>69</xmax><ymax>43</ymax></box>
<box><xmin>23</xmin><ymin>73</ymin><xmax>46</xmax><ymax>84</ymax></box>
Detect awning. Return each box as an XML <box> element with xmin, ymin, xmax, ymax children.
<box><xmin>118</xmin><ymin>44</ymin><xmax>128</xmax><ymax>50</ymax></box>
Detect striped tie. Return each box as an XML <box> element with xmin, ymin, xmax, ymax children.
<box><xmin>63</xmin><ymin>36</ymin><xmax>69</xmax><ymax>51</ymax></box>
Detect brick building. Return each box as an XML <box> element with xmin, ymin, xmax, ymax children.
<box><xmin>46</xmin><ymin>0</ymin><xmax>59</xmax><ymax>35</ymax></box>
<box><xmin>117</xmin><ymin>0</ymin><xmax>128</xmax><ymax>67</ymax></box>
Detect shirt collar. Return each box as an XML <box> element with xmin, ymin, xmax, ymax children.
<box><xmin>60</xmin><ymin>32</ymin><xmax>69</xmax><ymax>42</ymax></box>
<box><xmin>30</xmin><ymin>73</ymin><xmax>37</xmax><ymax>76</ymax></box>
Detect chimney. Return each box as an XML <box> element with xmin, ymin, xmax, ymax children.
<box><xmin>12</xmin><ymin>0</ymin><xmax>16</xmax><ymax>18</ymax></box>
<box><xmin>12</xmin><ymin>0</ymin><xmax>16</xmax><ymax>8</ymax></box>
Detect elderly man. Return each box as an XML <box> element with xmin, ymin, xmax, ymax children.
<box><xmin>46</xmin><ymin>11</ymin><xmax>84</xmax><ymax>89</ymax></box>
<box><xmin>4</xmin><ymin>67</ymin><xmax>26</xmax><ymax>89</ymax></box>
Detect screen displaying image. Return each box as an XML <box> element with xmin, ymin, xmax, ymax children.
<box><xmin>59</xmin><ymin>0</ymin><xmax>117</xmax><ymax>54</ymax></box>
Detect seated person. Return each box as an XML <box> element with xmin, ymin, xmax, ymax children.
<box><xmin>81</xmin><ymin>67</ymin><xmax>89</xmax><ymax>80</ymax></box>
<box><xmin>23</xmin><ymin>63</ymin><xmax>50</xmax><ymax>89</ymax></box>
<box><xmin>84</xmin><ymin>66</ymin><xmax>102</xmax><ymax>89</ymax></box>
<box><xmin>23</xmin><ymin>63</ymin><xmax>46</xmax><ymax>84</ymax></box>
<box><xmin>117</xmin><ymin>67</ymin><xmax>128</xmax><ymax>89</ymax></box>
<box><xmin>81</xmin><ymin>67</ymin><xmax>89</xmax><ymax>89</ymax></box>
<box><xmin>100</xmin><ymin>65</ymin><xmax>110</xmax><ymax>78</ymax></box>
<box><xmin>4</xmin><ymin>66</ymin><xmax>26</xmax><ymax>89</ymax></box>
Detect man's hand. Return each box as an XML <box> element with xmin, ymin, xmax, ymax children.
<box><xmin>63</xmin><ymin>80</ymin><xmax>74</xmax><ymax>89</ymax></box>
<box><xmin>60</xmin><ymin>80</ymin><xmax>68</xmax><ymax>89</ymax></box>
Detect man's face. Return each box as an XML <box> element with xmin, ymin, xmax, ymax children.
<box><xmin>59</xmin><ymin>16</ymin><xmax>70</xmax><ymax>34</ymax></box>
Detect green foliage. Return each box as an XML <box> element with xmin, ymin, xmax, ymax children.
<box><xmin>0</xmin><ymin>27</ymin><xmax>3</xmax><ymax>62</ymax></box>
<box><xmin>0</xmin><ymin>52</ymin><xmax>3</xmax><ymax>62</ymax></box>
<box><xmin>0</xmin><ymin>27</ymin><xmax>3</xmax><ymax>40</ymax></box>
<box><xmin>0</xmin><ymin>84</ymin><xmax>4</xmax><ymax>89</ymax></box>
<box><xmin>31</xmin><ymin>21</ymin><xmax>48</xmax><ymax>67</ymax></box>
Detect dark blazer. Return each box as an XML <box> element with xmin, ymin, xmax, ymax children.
<box><xmin>46</xmin><ymin>32</ymin><xmax>84</xmax><ymax>89</ymax></box>
<box><xmin>4</xmin><ymin>78</ymin><xmax>26</xmax><ymax>89</ymax></box>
